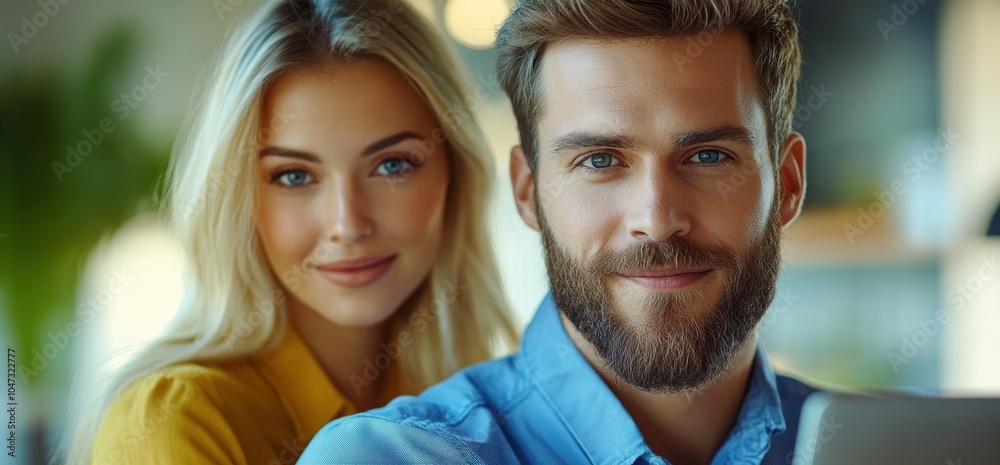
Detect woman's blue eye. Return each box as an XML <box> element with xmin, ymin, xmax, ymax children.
<box><xmin>582</xmin><ymin>153</ymin><xmax>620</xmax><ymax>169</ymax></box>
<box><xmin>276</xmin><ymin>170</ymin><xmax>312</xmax><ymax>187</ymax></box>
<box><xmin>375</xmin><ymin>158</ymin><xmax>416</xmax><ymax>177</ymax></box>
<box><xmin>689</xmin><ymin>149</ymin><xmax>729</xmax><ymax>164</ymax></box>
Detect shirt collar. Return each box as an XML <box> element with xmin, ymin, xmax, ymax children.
<box><xmin>251</xmin><ymin>325</ymin><xmax>357</xmax><ymax>444</ymax></box>
<box><xmin>521</xmin><ymin>292</ymin><xmax>786</xmax><ymax>464</ymax></box>
<box><xmin>712</xmin><ymin>344</ymin><xmax>787</xmax><ymax>463</ymax></box>
<box><xmin>521</xmin><ymin>293</ymin><xmax>650</xmax><ymax>464</ymax></box>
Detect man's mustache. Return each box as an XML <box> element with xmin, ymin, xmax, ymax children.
<box><xmin>585</xmin><ymin>237</ymin><xmax>737</xmax><ymax>275</ymax></box>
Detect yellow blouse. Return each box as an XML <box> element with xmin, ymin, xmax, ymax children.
<box><xmin>91</xmin><ymin>326</ymin><xmax>409</xmax><ymax>464</ymax></box>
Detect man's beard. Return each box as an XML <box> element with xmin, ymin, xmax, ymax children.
<box><xmin>539</xmin><ymin>189</ymin><xmax>783</xmax><ymax>393</ymax></box>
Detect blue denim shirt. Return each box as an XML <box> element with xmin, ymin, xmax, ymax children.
<box><xmin>300</xmin><ymin>293</ymin><xmax>817</xmax><ymax>465</ymax></box>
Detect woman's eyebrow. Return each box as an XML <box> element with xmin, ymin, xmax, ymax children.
<box><xmin>361</xmin><ymin>130</ymin><xmax>426</xmax><ymax>156</ymax></box>
<box><xmin>258</xmin><ymin>130</ymin><xmax>427</xmax><ymax>161</ymax></box>
<box><xmin>258</xmin><ymin>146</ymin><xmax>321</xmax><ymax>162</ymax></box>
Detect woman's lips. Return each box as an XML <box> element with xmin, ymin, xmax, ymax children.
<box><xmin>618</xmin><ymin>268</ymin><xmax>713</xmax><ymax>291</ymax></box>
<box><xmin>316</xmin><ymin>254</ymin><xmax>397</xmax><ymax>288</ymax></box>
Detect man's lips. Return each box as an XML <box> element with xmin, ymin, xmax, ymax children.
<box><xmin>619</xmin><ymin>267</ymin><xmax>711</xmax><ymax>278</ymax></box>
<box><xmin>618</xmin><ymin>267</ymin><xmax>713</xmax><ymax>290</ymax></box>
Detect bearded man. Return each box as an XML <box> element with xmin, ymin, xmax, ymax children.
<box><xmin>301</xmin><ymin>1</ymin><xmax>814</xmax><ymax>464</ymax></box>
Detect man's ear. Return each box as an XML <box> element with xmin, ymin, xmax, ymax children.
<box><xmin>777</xmin><ymin>132</ymin><xmax>807</xmax><ymax>227</ymax></box>
<box><xmin>510</xmin><ymin>145</ymin><xmax>540</xmax><ymax>231</ymax></box>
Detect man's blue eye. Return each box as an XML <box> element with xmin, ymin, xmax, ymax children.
<box><xmin>690</xmin><ymin>150</ymin><xmax>728</xmax><ymax>164</ymax></box>
<box><xmin>583</xmin><ymin>153</ymin><xmax>619</xmax><ymax>169</ymax></box>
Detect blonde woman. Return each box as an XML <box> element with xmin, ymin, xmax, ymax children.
<box><xmin>57</xmin><ymin>0</ymin><xmax>518</xmax><ymax>463</ymax></box>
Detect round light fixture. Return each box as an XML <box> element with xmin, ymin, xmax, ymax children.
<box><xmin>444</xmin><ymin>0</ymin><xmax>509</xmax><ymax>49</ymax></box>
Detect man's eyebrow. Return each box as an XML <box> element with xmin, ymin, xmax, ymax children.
<box><xmin>257</xmin><ymin>130</ymin><xmax>428</xmax><ymax>162</ymax></box>
<box><xmin>548</xmin><ymin>125</ymin><xmax>756</xmax><ymax>154</ymax></box>
<box><xmin>674</xmin><ymin>125</ymin><xmax>756</xmax><ymax>148</ymax></box>
<box><xmin>258</xmin><ymin>146</ymin><xmax>321</xmax><ymax>163</ymax></box>
<box><xmin>550</xmin><ymin>132</ymin><xmax>638</xmax><ymax>153</ymax></box>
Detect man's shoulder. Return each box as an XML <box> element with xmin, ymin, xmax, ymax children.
<box><xmin>299</xmin><ymin>412</ymin><xmax>487</xmax><ymax>464</ymax></box>
<box><xmin>299</xmin><ymin>355</ymin><xmax>529</xmax><ymax>464</ymax></box>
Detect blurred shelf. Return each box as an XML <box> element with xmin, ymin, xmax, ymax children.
<box><xmin>782</xmin><ymin>207</ymin><xmax>940</xmax><ymax>268</ymax></box>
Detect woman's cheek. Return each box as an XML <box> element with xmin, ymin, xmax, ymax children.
<box><xmin>379</xmin><ymin>179</ymin><xmax>448</xmax><ymax>247</ymax></box>
<box><xmin>259</xmin><ymin>193</ymin><xmax>317</xmax><ymax>270</ymax></box>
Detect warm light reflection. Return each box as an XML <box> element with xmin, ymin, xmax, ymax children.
<box><xmin>74</xmin><ymin>216</ymin><xmax>184</xmax><ymax>376</ymax></box>
<box><xmin>443</xmin><ymin>0</ymin><xmax>509</xmax><ymax>49</ymax></box>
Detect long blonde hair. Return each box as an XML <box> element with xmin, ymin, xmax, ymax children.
<box><xmin>58</xmin><ymin>0</ymin><xmax>518</xmax><ymax>462</ymax></box>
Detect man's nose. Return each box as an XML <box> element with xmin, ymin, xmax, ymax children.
<box><xmin>623</xmin><ymin>164</ymin><xmax>691</xmax><ymax>242</ymax></box>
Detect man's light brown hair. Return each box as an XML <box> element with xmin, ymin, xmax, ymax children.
<box><xmin>495</xmin><ymin>0</ymin><xmax>803</xmax><ymax>169</ymax></box>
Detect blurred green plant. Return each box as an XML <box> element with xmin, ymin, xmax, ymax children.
<box><xmin>0</xmin><ymin>26</ymin><xmax>170</xmax><ymax>389</ymax></box>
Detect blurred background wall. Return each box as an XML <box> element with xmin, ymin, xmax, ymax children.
<box><xmin>1</xmin><ymin>0</ymin><xmax>998</xmax><ymax>463</ymax></box>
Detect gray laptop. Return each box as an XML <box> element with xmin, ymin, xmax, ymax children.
<box><xmin>793</xmin><ymin>392</ymin><xmax>1000</xmax><ymax>465</ymax></box>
